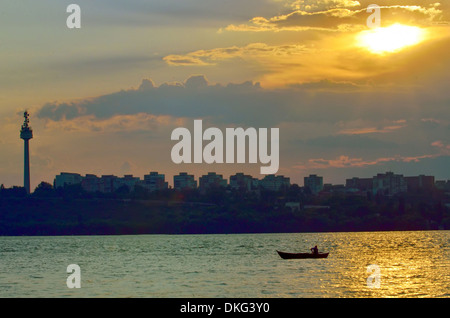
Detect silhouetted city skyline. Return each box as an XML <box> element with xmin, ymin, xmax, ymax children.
<box><xmin>48</xmin><ymin>170</ymin><xmax>447</xmax><ymax>196</ymax></box>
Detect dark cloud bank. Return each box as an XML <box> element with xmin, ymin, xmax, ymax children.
<box><xmin>36</xmin><ymin>75</ymin><xmax>450</xmax><ymax>180</ymax></box>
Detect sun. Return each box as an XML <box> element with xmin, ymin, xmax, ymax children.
<box><xmin>356</xmin><ymin>24</ymin><xmax>426</xmax><ymax>54</ymax></box>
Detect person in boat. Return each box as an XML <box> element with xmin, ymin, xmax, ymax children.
<box><xmin>310</xmin><ymin>245</ymin><xmax>319</xmax><ymax>255</ymax></box>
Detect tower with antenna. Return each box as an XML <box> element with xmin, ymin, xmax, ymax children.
<box><xmin>20</xmin><ymin>111</ymin><xmax>33</xmax><ymax>194</ymax></box>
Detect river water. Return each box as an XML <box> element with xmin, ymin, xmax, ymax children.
<box><xmin>0</xmin><ymin>231</ymin><xmax>448</xmax><ymax>297</ymax></box>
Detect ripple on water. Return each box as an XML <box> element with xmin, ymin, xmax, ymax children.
<box><xmin>0</xmin><ymin>231</ymin><xmax>448</xmax><ymax>297</ymax></box>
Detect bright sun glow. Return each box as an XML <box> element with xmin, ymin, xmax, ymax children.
<box><xmin>357</xmin><ymin>24</ymin><xmax>425</xmax><ymax>54</ymax></box>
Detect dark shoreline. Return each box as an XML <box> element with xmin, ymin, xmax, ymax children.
<box><xmin>1</xmin><ymin>194</ymin><xmax>448</xmax><ymax>236</ymax></box>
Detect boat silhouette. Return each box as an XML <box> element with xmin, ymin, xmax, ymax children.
<box><xmin>276</xmin><ymin>250</ymin><xmax>329</xmax><ymax>259</ymax></box>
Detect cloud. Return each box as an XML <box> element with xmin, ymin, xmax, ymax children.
<box><xmin>431</xmin><ymin>140</ymin><xmax>450</xmax><ymax>155</ymax></box>
<box><xmin>184</xmin><ymin>75</ymin><xmax>209</xmax><ymax>89</ymax></box>
<box><xmin>293</xmin><ymin>137</ymin><xmax>450</xmax><ymax>173</ymax></box>
<box><xmin>294</xmin><ymin>153</ymin><xmax>440</xmax><ymax>171</ymax></box>
<box><xmin>164</xmin><ymin>56</ymin><xmax>213</xmax><ymax>66</ymax></box>
<box><xmin>164</xmin><ymin>43</ymin><xmax>310</xmax><ymax>66</ymax></box>
<box><xmin>33</xmin><ymin>72</ymin><xmax>450</xmax><ymax>181</ymax></box>
<box><xmin>35</xmin><ymin>71</ymin><xmax>449</xmax><ymax>132</ymax></box>
<box><xmin>164</xmin><ymin>23</ymin><xmax>450</xmax><ymax>88</ymax></box>
<box><xmin>36</xmin><ymin>76</ymin><xmax>274</xmax><ymax>126</ymax></box>
<box><xmin>302</xmin><ymin>134</ymin><xmax>398</xmax><ymax>149</ymax></box>
<box><xmin>33</xmin><ymin>75</ymin><xmax>372</xmax><ymax>129</ymax></box>
<box><xmin>289</xmin><ymin>0</ymin><xmax>362</xmax><ymax>11</ymax></box>
<box><xmin>289</xmin><ymin>79</ymin><xmax>361</xmax><ymax>91</ymax></box>
<box><xmin>41</xmin><ymin>113</ymin><xmax>185</xmax><ymax>133</ymax></box>
<box><xmin>337</xmin><ymin>120</ymin><xmax>407</xmax><ymax>135</ymax></box>
<box><xmin>138</xmin><ymin>79</ymin><xmax>155</xmax><ymax>91</ymax></box>
<box><xmin>223</xmin><ymin>3</ymin><xmax>445</xmax><ymax>32</ymax></box>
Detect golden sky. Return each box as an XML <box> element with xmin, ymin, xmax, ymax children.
<box><xmin>0</xmin><ymin>0</ymin><xmax>449</xmax><ymax>189</ymax></box>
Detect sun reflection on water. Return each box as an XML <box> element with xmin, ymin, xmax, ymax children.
<box><xmin>316</xmin><ymin>231</ymin><xmax>449</xmax><ymax>298</ymax></box>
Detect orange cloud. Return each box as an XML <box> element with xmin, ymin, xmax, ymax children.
<box><xmin>338</xmin><ymin>120</ymin><xmax>407</xmax><ymax>135</ymax></box>
<box><xmin>432</xmin><ymin>140</ymin><xmax>450</xmax><ymax>155</ymax></box>
<box><xmin>223</xmin><ymin>4</ymin><xmax>445</xmax><ymax>32</ymax></box>
<box><xmin>164</xmin><ymin>23</ymin><xmax>450</xmax><ymax>88</ymax></box>
<box><xmin>164</xmin><ymin>43</ymin><xmax>310</xmax><ymax>66</ymax></box>
<box><xmin>294</xmin><ymin>152</ymin><xmax>440</xmax><ymax>171</ymax></box>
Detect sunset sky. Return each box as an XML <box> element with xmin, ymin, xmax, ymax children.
<box><xmin>1</xmin><ymin>0</ymin><xmax>449</xmax><ymax>190</ymax></box>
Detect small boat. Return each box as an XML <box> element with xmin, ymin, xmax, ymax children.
<box><xmin>276</xmin><ymin>250</ymin><xmax>329</xmax><ymax>259</ymax></box>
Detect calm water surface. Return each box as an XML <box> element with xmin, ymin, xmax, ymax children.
<box><xmin>0</xmin><ymin>231</ymin><xmax>448</xmax><ymax>297</ymax></box>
